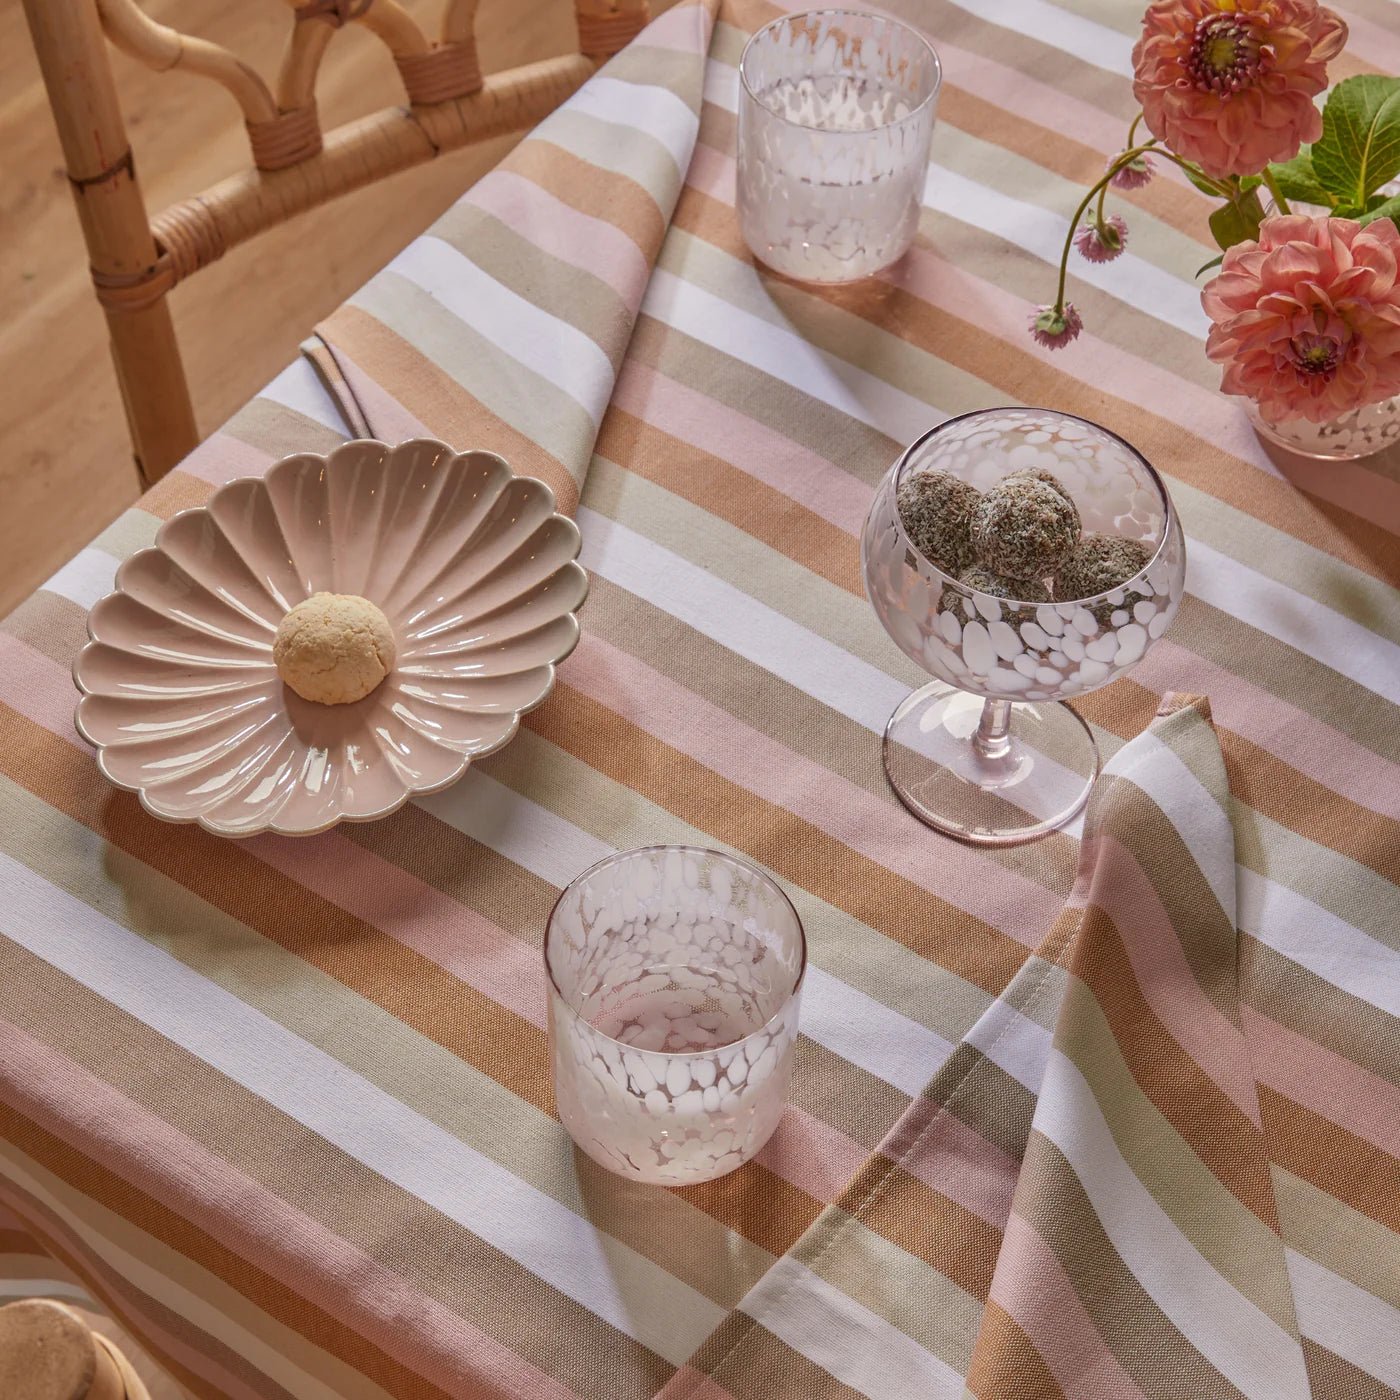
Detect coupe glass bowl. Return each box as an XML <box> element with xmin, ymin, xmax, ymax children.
<box><xmin>861</xmin><ymin>408</ymin><xmax>1185</xmax><ymax>845</ymax></box>
<box><xmin>74</xmin><ymin>439</ymin><xmax>587</xmax><ymax>837</ymax></box>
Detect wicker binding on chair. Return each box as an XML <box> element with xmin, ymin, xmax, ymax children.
<box><xmin>21</xmin><ymin>0</ymin><xmax>651</xmax><ymax>485</ymax></box>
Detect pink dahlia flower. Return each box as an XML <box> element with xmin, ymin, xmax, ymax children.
<box><xmin>1028</xmin><ymin>303</ymin><xmax>1084</xmax><ymax>349</ymax></box>
<box><xmin>1202</xmin><ymin>215</ymin><xmax>1400</xmax><ymax>423</ymax></box>
<box><xmin>1132</xmin><ymin>0</ymin><xmax>1347</xmax><ymax>179</ymax></box>
<box><xmin>1075</xmin><ymin>215</ymin><xmax>1130</xmax><ymax>263</ymax></box>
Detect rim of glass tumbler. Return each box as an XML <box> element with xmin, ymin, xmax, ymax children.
<box><xmin>542</xmin><ymin>844</ymin><xmax>809</xmax><ymax>1059</ymax></box>
<box><xmin>887</xmin><ymin>406</ymin><xmax>1179</xmax><ymax>610</ymax></box>
<box><xmin>739</xmin><ymin>9</ymin><xmax>943</xmax><ymax>134</ymax></box>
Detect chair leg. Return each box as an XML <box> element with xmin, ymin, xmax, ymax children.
<box><xmin>21</xmin><ymin>0</ymin><xmax>198</xmax><ymax>487</ymax></box>
<box><xmin>106</xmin><ymin>298</ymin><xmax>198</xmax><ymax>488</ymax></box>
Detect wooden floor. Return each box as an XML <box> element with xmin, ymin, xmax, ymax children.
<box><xmin>0</xmin><ymin>0</ymin><xmax>610</xmax><ymax>617</ymax></box>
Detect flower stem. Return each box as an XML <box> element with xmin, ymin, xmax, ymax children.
<box><xmin>1054</xmin><ymin>144</ymin><xmax>1154</xmax><ymax>308</ymax></box>
<box><xmin>1261</xmin><ymin>165</ymin><xmax>1291</xmax><ymax>215</ymax></box>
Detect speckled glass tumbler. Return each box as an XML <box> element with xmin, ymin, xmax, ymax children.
<box><xmin>736</xmin><ymin>9</ymin><xmax>941</xmax><ymax>283</ymax></box>
<box><xmin>546</xmin><ymin>846</ymin><xmax>806</xmax><ymax>1185</ymax></box>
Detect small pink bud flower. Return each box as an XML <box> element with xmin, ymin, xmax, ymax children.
<box><xmin>1110</xmin><ymin>153</ymin><xmax>1155</xmax><ymax>189</ymax></box>
<box><xmin>1074</xmin><ymin>215</ymin><xmax>1129</xmax><ymax>263</ymax></box>
<box><xmin>1029</xmin><ymin>303</ymin><xmax>1084</xmax><ymax>350</ymax></box>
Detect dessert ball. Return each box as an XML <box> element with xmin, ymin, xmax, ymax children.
<box><xmin>958</xmin><ymin>566</ymin><xmax>1051</xmax><ymax>603</ymax></box>
<box><xmin>1004</xmin><ymin>466</ymin><xmax>1075</xmax><ymax>509</ymax></box>
<box><xmin>274</xmin><ymin>592</ymin><xmax>396</xmax><ymax>705</ymax></box>
<box><xmin>896</xmin><ymin>469</ymin><xmax>982</xmax><ymax>576</ymax></box>
<box><xmin>970</xmin><ymin>476</ymin><xmax>1081</xmax><ymax>580</ymax></box>
<box><xmin>1054</xmin><ymin>534</ymin><xmax>1153</xmax><ymax>601</ymax></box>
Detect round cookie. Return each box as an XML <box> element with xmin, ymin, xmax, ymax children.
<box><xmin>1054</xmin><ymin>534</ymin><xmax>1153</xmax><ymax>600</ymax></box>
<box><xmin>896</xmin><ymin>468</ymin><xmax>982</xmax><ymax>577</ymax></box>
<box><xmin>274</xmin><ymin>592</ymin><xmax>396</xmax><ymax>705</ymax></box>
<box><xmin>970</xmin><ymin>476</ymin><xmax>1080</xmax><ymax>580</ymax></box>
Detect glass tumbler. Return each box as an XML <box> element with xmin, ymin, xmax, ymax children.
<box><xmin>737</xmin><ymin>9</ymin><xmax>941</xmax><ymax>283</ymax></box>
<box><xmin>545</xmin><ymin>846</ymin><xmax>806</xmax><ymax>1185</ymax></box>
<box><xmin>862</xmin><ymin>408</ymin><xmax>1186</xmax><ymax>845</ymax></box>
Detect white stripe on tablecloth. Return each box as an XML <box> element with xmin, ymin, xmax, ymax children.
<box><xmin>579</xmin><ymin>505</ymin><xmax>907</xmax><ymax>732</ymax></box>
<box><xmin>739</xmin><ymin>1253</ymin><xmax>965</xmax><ymax>1400</ymax></box>
<box><xmin>1286</xmin><ymin>1247</ymin><xmax>1400</xmax><ymax>1390</ymax></box>
<box><xmin>921</xmin><ymin>163</ymin><xmax>1210</xmax><ymax>340</ymax></box>
<box><xmin>0</xmin><ymin>1279</ymin><xmax>90</xmax><ymax>1301</ymax></box>
<box><xmin>963</xmin><ymin>997</ymin><xmax>1055</xmax><ymax>1094</ymax></box>
<box><xmin>1186</xmin><ymin>541</ymin><xmax>1400</xmax><ymax>706</ymax></box>
<box><xmin>1036</xmin><ymin>1050</ymin><xmax>1313</xmax><ymax>1400</ymax></box>
<box><xmin>0</xmin><ymin>851</ymin><xmax>725</xmax><ymax>1368</ymax></box>
<box><xmin>901</xmin><ymin>0</ymin><xmax>1132</xmax><ymax>77</ymax></box>
<box><xmin>41</xmin><ymin>549</ymin><xmax>118</xmax><ymax>615</ymax></box>
<box><xmin>556</xmin><ymin>75</ymin><xmax>700</xmax><ymax>179</ymax></box>
<box><xmin>640</xmin><ymin>268</ymin><xmax>940</xmax><ymax>441</ymax></box>
<box><xmin>1102</xmin><ymin>732</ymin><xmax>1235</xmax><ymax>921</ymax></box>
<box><xmin>384</xmin><ymin>237</ymin><xmax>617</xmax><ymax>427</ymax></box>
<box><xmin>0</xmin><ymin>1142</ymin><xmax>353</xmax><ymax>1400</ymax></box>
<box><xmin>259</xmin><ymin>357</ymin><xmax>354</xmax><ymax>436</ymax></box>
<box><xmin>1238</xmin><ymin>868</ymin><xmax>1400</xmax><ymax>1019</ymax></box>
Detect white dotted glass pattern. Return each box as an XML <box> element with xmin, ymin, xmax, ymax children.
<box><xmin>1248</xmin><ymin>393</ymin><xmax>1400</xmax><ymax>461</ymax></box>
<box><xmin>861</xmin><ymin>408</ymin><xmax>1186</xmax><ymax>845</ymax></box>
<box><xmin>546</xmin><ymin>847</ymin><xmax>806</xmax><ymax>1185</ymax></box>
<box><xmin>863</xmin><ymin>409</ymin><xmax>1185</xmax><ymax>704</ymax></box>
<box><xmin>736</xmin><ymin>10</ymin><xmax>940</xmax><ymax>284</ymax></box>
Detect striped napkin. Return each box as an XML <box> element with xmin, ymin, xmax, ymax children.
<box><xmin>302</xmin><ymin>0</ymin><xmax>720</xmax><ymax>513</ymax></box>
<box><xmin>663</xmin><ymin>694</ymin><xmax>1322</xmax><ymax>1399</ymax></box>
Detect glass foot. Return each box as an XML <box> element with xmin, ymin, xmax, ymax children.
<box><xmin>882</xmin><ymin>681</ymin><xmax>1100</xmax><ymax>846</ymax></box>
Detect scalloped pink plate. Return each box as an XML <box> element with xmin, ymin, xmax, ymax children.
<box><xmin>73</xmin><ymin>439</ymin><xmax>587</xmax><ymax>837</ymax></box>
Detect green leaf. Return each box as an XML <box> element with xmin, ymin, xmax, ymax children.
<box><xmin>1184</xmin><ymin>164</ymin><xmax>1226</xmax><ymax>197</ymax></box>
<box><xmin>1209</xmin><ymin>188</ymin><xmax>1265</xmax><ymax>251</ymax></box>
<box><xmin>1267</xmin><ymin>149</ymin><xmax>1335</xmax><ymax>209</ymax></box>
<box><xmin>1312</xmin><ymin>75</ymin><xmax>1400</xmax><ymax>206</ymax></box>
<box><xmin>1358</xmin><ymin>194</ymin><xmax>1400</xmax><ymax>229</ymax></box>
<box><xmin>1196</xmin><ymin>253</ymin><xmax>1225</xmax><ymax>278</ymax></box>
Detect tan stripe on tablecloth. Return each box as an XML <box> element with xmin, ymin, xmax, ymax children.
<box><xmin>313</xmin><ymin>305</ymin><xmax>581</xmax><ymax>514</ymax></box>
<box><xmin>1260</xmin><ymin>1088</ymin><xmax>1399</xmax><ymax>1232</ymax></box>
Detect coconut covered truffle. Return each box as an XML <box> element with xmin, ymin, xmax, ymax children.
<box><xmin>1054</xmin><ymin>534</ymin><xmax>1153</xmax><ymax>601</ymax></box>
<box><xmin>970</xmin><ymin>475</ymin><xmax>1081</xmax><ymax>580</ymax></box>
<box><xmin>1005</xmin><ymin>466</ymin><xmax>1075</xmax><ymax>509</ymax></box>
<box><xmin>896</xmin><ymin>469</ymin><xmax>982</xmax><ymax>576</ymax></box>
<box><xmin>958</xmin><ymin>566</ymin><xmax>1051</xmax><ymax>603</ymax></box>
<box><xmin>274</xmin><ymin>592</ymin><xmax>396</xmax><ymax>705</ymax></box>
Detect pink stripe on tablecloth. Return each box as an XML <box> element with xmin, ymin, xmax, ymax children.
<box><xmin>247</xmin><ymin>830</ymin><xmax>547</xmax><ymax>1030</ymax></box>
<box><xmin>0</xmin><ymin>1180</ymin><xmax>269</xmax><ymax>1400</ymax></box>
<box><xmin>656</xmin><ymin>1365</ymin><xmax>740</xmax><ymax>1400</ymax></box>
<box><xmin>328</xmin><ymin>354</ymin><xmax>433</xmax><ymax>443</ymax></box>
<box><xmin>878</xmin><ymin>1092</ymin><xmax>1021</xmax><ymax>1228</ymax></box>
<box><xmin>1132</xmin><ymin>640</ymin><xmax>1400</xmax><ymax>822</ymax></box>
<box><xmin>633</xmin><ymin>0</ymin><xmax>714</xmax><ymax>56</ymax></box>
<box><xmin>757</xmin><ymin>1106</ymin><xmax>870</xmax><ymax>1205</ymax></box>
<box><xmin>562</xmin><ymin>631</ymin><xmax>1063</xmax><ymax>944</ymax></box>
<box><xmin>990</xmin><ymin>1211</ymin><xmax>1152</xmax><ymax>1400</ymax></box>
<box><xmin>0</xmin><ymin>1018</ymin><xmax>579</xmax><ymax>1400</ymax></box>
<box><xmin>610</xmin><ymin>359</ymin><xmax>874</xmax><ymax>533</ymax></box>
<box><xmin>1092</xmin><ymin>832</ymin><xmax>1261</xmax><ymax>1125</ymax></box>
<box><xmin>1241</xmin><ymin>1005</ymin><xmax>1400</xmax><ymax>1156</ymax></box>
<box><xmin>467</xmin><ymin>170</ymin><xmax>653</xmax><ymax>308</ymax></box>
<box><xmin>178</xmin><ymin>433</ymin><xmax>278</xmax><ymax>489</ymax></box>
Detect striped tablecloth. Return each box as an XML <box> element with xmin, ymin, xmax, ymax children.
<box><xmin>3</xmin><ymin>0</ymin><xmax>1398</xmax><ymax>1396</ymax></box>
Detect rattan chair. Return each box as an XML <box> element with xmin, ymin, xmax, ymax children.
<box><xmin>22</xmin><ymin>0</ymin><xmax>650</xmax><ymax>486</ymax></box>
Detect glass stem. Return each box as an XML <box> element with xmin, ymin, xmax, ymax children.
<box><xmin>974</xmin><ymin>698</ymin><xmax>1013</xmax><ymax>761</ymax></box>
